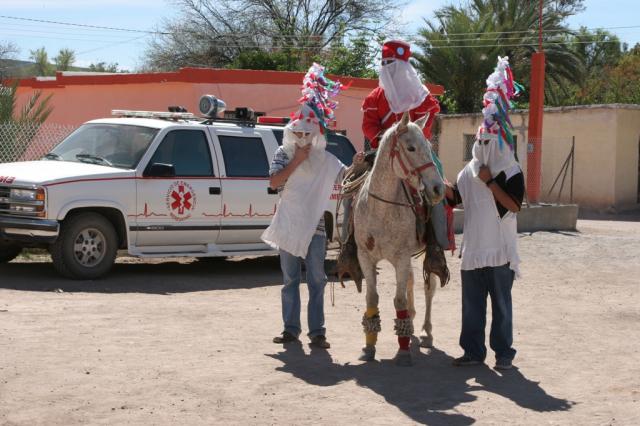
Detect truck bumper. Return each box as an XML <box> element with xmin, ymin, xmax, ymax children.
<box><xmin>0</xmin><ymin>216</ymin><xmax>59</xmax><ymax>244</ymax></box>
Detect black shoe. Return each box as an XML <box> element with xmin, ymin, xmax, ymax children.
<box><xmin>452</xmin><ymin>355</ymin><xmax>482</xmax><ymax>366</ymax></box>
<box><xmin>273</xmin><ymin>331</ymin><xmax>298</xmax><ymax>344</ymax></box>
<box><xmin>309</xmin><ymin>335</ymin><xmax>331</xmax><ymax>349</ymax></box>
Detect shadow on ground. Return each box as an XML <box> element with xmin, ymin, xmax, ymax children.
<box><xmin>267</xmin><ymin>341</ymin><xmax>574</xmax><ymax>425</ymax></box>
<box><xmin>0</xmin><ymin>256</ymin><xmax>284</xmax><ymax>294</ymax></box>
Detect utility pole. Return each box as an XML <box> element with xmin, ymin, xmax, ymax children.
<box><xmin>527</xmin><ymin>0</ymin><xmax>546</xmax><ymax>203</ymax></box>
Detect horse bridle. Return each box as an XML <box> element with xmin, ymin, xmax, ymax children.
<box><xmin>389</xmin><ymin>127</ymin><xmax>435</xmax><ymax>188</ymax></box>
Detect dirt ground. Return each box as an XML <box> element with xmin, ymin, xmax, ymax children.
<box><xmin>1</xmin><ymin>219</ymin><xmax>639</xmax><ymax>425</ymax></box>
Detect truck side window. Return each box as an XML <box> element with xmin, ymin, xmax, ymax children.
<box><xmin>326</xmin><ymin>133</ymin><xmax>356</xmax><ymax>166</ymax></box>
<box><xmin>149</xmin><ymin>130</ymin><xmax>214</xmax><ymax>176</ymax></box>
<box><xmin>218</xmin><ymin>135</ymin><xmax>269</xmax><ymax>177</ymax></box>
<box><xmin>271</xmin><ymin>129</ymin><xmax>355</xmax><ymax>166</ymax></box>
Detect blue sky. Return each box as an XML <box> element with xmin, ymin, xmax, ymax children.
<box><xmin>1</xmin><ymin>0</ymin><xmax>639</xmax><ymax>71</ymax></box>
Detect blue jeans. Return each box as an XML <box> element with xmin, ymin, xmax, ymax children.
<box><xmin>279</xmin><ymin>233</ymin><xmax>327</xmax><ymax>338</ymax></box>
<box><xmin>459</xmin><ymin>264</ymin><xmax>516</xmax><ymax>362</ymax></box>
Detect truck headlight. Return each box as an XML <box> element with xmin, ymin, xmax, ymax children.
<box><xmin>10</xmin><ymin>188</ymin><xmax>38</xmax><ymax>201</ymax></box>
<box><xmin>9</xmin><ymin>188</ymin><xmax>46</xmax><ymax>216</ymax></box>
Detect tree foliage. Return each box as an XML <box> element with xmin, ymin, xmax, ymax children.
<box><xmin>29</xmin><ymin>47</ymin><xmax>53</xmax><ymax>76</ymax></box>
<box><xmin>413</xmin><ymin>0</ymin><xmax>585</xmax><ymax>113</ymax></box>
<box><xmin>54</xmin><ymin>48</ymin><xmax>76</xmax><ymax>71</ymax></box>
<box><xmin>144</xmin><ymin>0</ymin><xmax>400</xmax><ymax>73</ymax></box>
<box><xmin>88</xmin><ymin>62</ymin><xmax>120</xmax><ymax>73</ymax></box>
<box><xmin>571</xmin><ymin>45</ymin><xmax>640</xmax><ymax>104</ymax></box>
<box><xmin>0</xmin><ymin>81</ymin><xmax>54</xmax><ymax>162</ymax></box>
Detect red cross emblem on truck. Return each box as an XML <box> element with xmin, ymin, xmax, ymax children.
<box><xmin>171</xmin><ymin>185</ymin><xmax>193</xmax><ymax>214</ymax></box>
<box><xmin>166</xmin><ymin>181</ymin><xmax>197</xmax><ymax>221</ymax></box>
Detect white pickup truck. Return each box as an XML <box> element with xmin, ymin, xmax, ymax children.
<box><xmin>0</xmin><ymin>101</ymin><xmax>355</xmax><ymax>279</ymax></box>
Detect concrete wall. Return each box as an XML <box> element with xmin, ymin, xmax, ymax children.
<box><xmin>12</xmin><ymin>68</ymin><xmax>443</xmax><ymax>153</ymax></box>
<box><xmin>437</xmin><ymin>105</ymin><xmax>640</xmax><ymax>209</ymax></box>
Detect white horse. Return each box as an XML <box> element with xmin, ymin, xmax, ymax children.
<box><xmin>353</xmin><ymin>111</ymin><xmax>445</xmax><ymax>366</ymax></box>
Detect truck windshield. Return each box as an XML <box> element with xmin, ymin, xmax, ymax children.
<box><xmin>48</xmin><ymin>124</ymin><xmax>159</xmax><ymax>169</ymax></box>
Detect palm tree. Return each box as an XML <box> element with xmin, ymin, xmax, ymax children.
<box><xmin>0</xmin><ymin>82</ymin><xmax>53</xmax><ymax>162</ymax></box>
<box><xmin>29</xmin><ymin>47</ymin><xmax>52</xmax><ymax>76</ymax></box>
<box><xmin>54</xmin><ymin>48</ymin><xmax>76</xmax><ymax>71</ymax></box>
<box><xmin>414</xmin><ymin>0</ymin><xmax>585</xmax><ymax>112</ymax></box>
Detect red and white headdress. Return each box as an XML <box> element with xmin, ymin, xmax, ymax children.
<box><xmin>379</xmin><ymin>40</ymin><xmax>429</xmax><ymax>114</ymax></box>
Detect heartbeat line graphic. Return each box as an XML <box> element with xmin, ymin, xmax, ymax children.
<box><xmin>202</xmin><ymin>204</ymin><xmax>277</xmax><ymax>218</ymax></box>
<box><xmin>127</xmin><ymin>203</ymin><xmax>168</xmax><ymax>218</ymax></box>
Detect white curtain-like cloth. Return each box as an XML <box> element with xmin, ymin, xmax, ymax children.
<box><xmin>457</xmin><ymin>164</ymin><xmax>521</xmax><ymax>277</ymax></box>
<box><xmin>379</xmin><ymin>60</ymin><xmax>429</xmax><ymax>114</ymax></box>
<box><xmin>261</xmin><ymin>127</ymin><xmax>343</xmax><ymax>258</ymax></box>
<box><xmin>469</xmin><ymin>136</ymin><xmax>518</xmax><ymax>179</ymax></box>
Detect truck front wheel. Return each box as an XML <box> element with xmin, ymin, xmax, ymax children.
<box><xmin>51</xmin><ymin>213</ymin><xmax>118</xmax><ymax>279</ymax></box>
<box><xmin>0</xmin><ymin>241</ymin><xmax>22</xmax><ymax>263</ymax></box>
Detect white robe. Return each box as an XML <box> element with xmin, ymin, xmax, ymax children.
<box><xmin>261</xmin><ymin>151</ymin><xmax>343</xmax><ymax>258</ymax></box>
<box><xmin>457</xmin><ymin>164</ymin><xmax>521</xmax><ymax>277</ymax></box>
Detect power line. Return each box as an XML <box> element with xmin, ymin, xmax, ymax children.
<box><xmin>2</xmin><ymin>14</ymin><xmax>640</xmax><ymax>42</ymax></box>
<box><xmin>392</xmin><ymin>24</ymin><xmax>640</xmax><ymax>38</ymax></box>
<box><xmin>0</xmin><ymin>15</ymin><xmax>166</xmax><ymax>35</ymax></box>
<box><xmin>425</xmin><ymin>39</ymin><xmax>625</xmax><ymax>50</ymax></box>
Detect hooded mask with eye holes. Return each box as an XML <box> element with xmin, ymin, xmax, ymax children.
<box><xmin>469</xmin><ymin>134</ymin><xmax>518</xmax><ymax>179</ymax></box>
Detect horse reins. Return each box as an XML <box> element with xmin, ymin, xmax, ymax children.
<box><xmin>367</xmin><ymin>128</ymin><xmax>436</xmax><ymax>207</ymax></box>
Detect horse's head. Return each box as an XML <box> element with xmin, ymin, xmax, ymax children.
<box><xmin>386</xmin><ymin>112</ymin><xmax>445</xmax><ymax>205</ymax></box>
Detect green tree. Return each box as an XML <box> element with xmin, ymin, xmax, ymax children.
<box><xmin>322</xmin><ymin>32</ymin><xmax>381</xmax><ymax>78</ymax></box>
<box><xmin>53</xmin><ymin>48</ymin><xmax>76</xmax><ymax>71</ymax></box>
<box><xmin>0</xmin><ymin>41</ymin><xmax>19</xmax><ymax>79</ymax></box>
<box><xmin>29</xmin><ymin>47</ymin><xmax>52</xmax><ymax>76</ymax></box>
<box><xmin>413</xmin><ymin>0</ymin><xmax>585</xmax><ymax>112</ymax></box>
<box><xmin>144</xmin><ymin>0</ymin><xmax>400</xmax><ymax>72</ymax></box>
<box><xmin>88</xmin><ymin>62</ymin><xmax>119</xmax><ymax>72</ymax></box>
<box><xmin>572</xmin><ymin>46</ymin><xmax>640</xmax><ymax>104</ymax></box>
<box><xmin>0</xmin><ymin>82</ymin><xmax>53</xmax><ymax>162</ymax></box>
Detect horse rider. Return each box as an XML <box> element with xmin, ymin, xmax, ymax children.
<box><xmin>336</xmin><ymin>40</ymin><xmax>452</xmax><ymax>287</ymax></box>
<box><xmin>361</xmin><ymin>39</ymin><xmax>440</xmax><ymax>151</ymax></box>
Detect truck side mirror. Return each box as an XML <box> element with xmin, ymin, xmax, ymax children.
<box><xmin>144</xmin><ymin>163</ymin><xmax>176</xmax><ymax>177</ymax></box>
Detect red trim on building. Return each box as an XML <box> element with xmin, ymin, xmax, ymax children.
<box><xmin>9</xmin><ymin>67</ymin><xmax>444</xmax><ymax>95</ymax></box>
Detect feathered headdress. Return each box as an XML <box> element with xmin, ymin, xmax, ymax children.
<box><xmin>476</xmin><ymin>56</ymin><xmax>524</xmax><ymax>150</ymax></box>
<box><xmin>289</xmin><ymin>63</ymin><xmax>349</xmax><ymax>134</ymax></box>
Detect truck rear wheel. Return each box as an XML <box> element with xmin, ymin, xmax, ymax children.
<box><xmin>0</xmin><ymin>241</ymin><xmax>22</xmax><ymax>263</ymax></box>
<box><xmin>51</xmin><ymin>212</ymin><xmax>118</xmax><ymax>280</ymax></box>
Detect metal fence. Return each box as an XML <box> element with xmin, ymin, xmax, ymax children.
<box><xmin>0</xmin><ymin>122</ymin><xmax>77</xmax><ymax>163</ymax></box>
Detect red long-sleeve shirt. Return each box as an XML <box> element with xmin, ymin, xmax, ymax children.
<box><xmin>361</xmin><ymin>86</ymin><xmax>440</xmax><ymax>149</ymax></box>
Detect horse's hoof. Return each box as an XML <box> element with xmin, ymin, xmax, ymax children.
<box><xmin>359</xmin><ymin>346</ymin><xmax>376</xmax><ymax>362</ymax></box>
<box><xmin>419</xmin><ymin>335</ymin><xmax>433</xmax><ymax>348</ymax></box>
<box><xmin>394</xmin><ymin>350</ymin><xmax>413</xmax><ymax>367</ymax></box>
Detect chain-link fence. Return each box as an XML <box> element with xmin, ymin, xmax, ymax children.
<box><xmin>0</xmin><ymin>122</ymin><xmax>77</xmax><ymax>163</ymax></box>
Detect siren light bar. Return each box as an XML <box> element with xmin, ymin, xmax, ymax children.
<box><xmin>111</xmin><ymin>110</ymin><xmax>196</xmax><ymax>120</ymax></box>
<box><xmin>257</xmin><ymin>116</ymin><xmax>290</xmax><ymax>124</ymax></box>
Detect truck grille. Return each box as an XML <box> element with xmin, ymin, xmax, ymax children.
<box><xmin>0</xmin><ymin>186</ymin><xmax>9</xmax><ymax>212</ymax></box>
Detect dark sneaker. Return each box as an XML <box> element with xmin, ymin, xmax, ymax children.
<box><xmin>273</xmin><ymin>331</ymin><xmax>298</xmax><ymax>344</ymax></box>
<box><xmin>309</xmin><ymin>335</ymin><xmax>331</xmax><ymax>349</ymax></box>
<box><xmin>494</xmin><ymin>358</ymin><xmax>513</xmax><ymax>370</ymax></box>
<box><xmin>452</xmin><ymin>355</ymin><xmax>482</xmax><ymax>366</ymax></box>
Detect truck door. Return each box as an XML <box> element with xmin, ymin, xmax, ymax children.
<box><xmin>209</xmin><ymin>127</ymin><xmax>279</xmax><ymax>245</ymax></box>
<box><xmin>134</xmin><ymin>128</ymin><xmax>222</xmax><ymax>247</ymax></box>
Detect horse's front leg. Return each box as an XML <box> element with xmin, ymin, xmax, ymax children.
<box><xmin>358</xmin><ymin>253</ymin><xmax>380</xmax><ymax>362</ymax></box>
<box><xmin>393</xmin><ymin>257</ymin><xmax>414</xmax><ymax>366</ymax></box>
<box><xmin>420</xmin><ymin>273</ymin><xmax>438</xmax><ymax>348</ymax></box>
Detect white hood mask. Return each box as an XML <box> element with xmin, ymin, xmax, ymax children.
<box><xmin>281</xmin><ymin>105</ymin><xmax>328</xmax><ymax>173</ymax></box>
<box><xmin>469</xmin><ymin>135</ymin><xmax>518</xmax><ymax>178</ymax></box>
<box><xmin>379</xmin><ymin>59</ymin><xmax>429</xmax><ymax>114</ymax></box>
